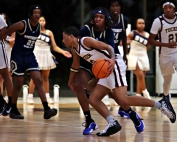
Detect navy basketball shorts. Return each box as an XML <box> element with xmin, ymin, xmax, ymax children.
<box><xmin>10</xmin><ymin>53</ymin><xmax>40</xmax><ymax>76</ymax></box>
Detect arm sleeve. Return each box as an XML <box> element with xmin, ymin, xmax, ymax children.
<box><xmin>150</xmin><ymin>18</ymin><xmax>161</xmax><ymax>35</ymax></box>
<box><xmin>0</xmin><ymin>15</ymin><xmax>7</xmax><ymax>29</ymax></box>
<box><xmin>105</xmin><ymin>29</ymin><xmax>115</xmax><ymax>49</ymax></box>
<box><xmin>79</xmin><ymin>25</ymin><xmax>91</xmax><ymax>37</ymax></box>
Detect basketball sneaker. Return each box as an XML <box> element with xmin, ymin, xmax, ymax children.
<box><xmin>44</xmin><ymin>108</ymin><xmax>57</xmax><ymax>119</ymax></box>
<box><xmin>83</xmin><ymin>121</ymin><xmax>98</xmax><ymax>135</ymax></box>
<box><xmin>0</xmin><ymin>102</ymin><xmax>6</xmax><ymax>116</ymax></box>
<box><xmin>96</xmin><ymin>120</ymin><xmax>122</xmax><ymax>136</ymax></box>
<box><xmin>2</xmin><ymin>103</ymin><xmax>11</xmax><ymax>116</ymax></box>
<box><xmin>129</xmin><ymin>112</ymin><xmax>145</xmax><ymax>133</ymax></box>
<box><xmin>159</xmin><ymin>97</ymin><xmax>176</xmax><ymax>123</ymax></box>
<box><xmin>118</xmin><ymin>107</ymin><xmax>130</xmax><ymax>118</ymax></box>
<box><xmin>10</xmin><ymin>108</ymin><xmax>24</xmax><ymax>119</ymax></box>
<box><xmin>27</xmin><ymin>94</ymin><xmax>34</xmax><ymax>104</ymax></box>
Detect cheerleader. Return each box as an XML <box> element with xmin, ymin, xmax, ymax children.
<box><xmin>127</xmin><ymin>18</ymin><xmax>151</xmax><ymax>111</ymax></box>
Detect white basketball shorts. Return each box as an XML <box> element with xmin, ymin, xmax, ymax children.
<box><xmin>0</xmin><ymin>41</ymin><xmax>8</xmax><ymax>69</ymax></box>
<box><xmin>98</xmin><ymin>54</ymin><xmax>127</xmax><ymax>90</ymax></box>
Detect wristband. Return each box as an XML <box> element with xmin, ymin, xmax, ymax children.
<box><xmin>70</xmin><ymin>67</ymin><xmax>79</xmax><ymax>72</ymax></box>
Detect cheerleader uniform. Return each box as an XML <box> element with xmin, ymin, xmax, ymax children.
<box><xmin>33</xmin><ymin>30</ymin><xmax>56</xmax><ymax>70</ymax></box>
<box><xmin>128</xmin><ymin>31</ymin><xmax>150</xmax><ymax>71</ymax></box>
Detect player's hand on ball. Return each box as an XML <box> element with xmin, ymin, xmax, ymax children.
<box><xmin>106</xmin><ymin>58</ymin><xmax>115</xmax><ymax>73</ymax></box>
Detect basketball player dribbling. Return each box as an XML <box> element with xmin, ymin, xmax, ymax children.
<box><xmin>75</xmin><ymin>7</ymin><xmax>115</xmax><ymax>135</ymax></box>
<box><xmin>0</xmin><ymin>5</ymin><xmax>57</xmax><ymax>119</ymax></box>
<box><xmin>62</xmin><ymin>26</ymin><xmax>175</xmax><ymax>136</ymax></box>
<box><xmin>148</xmin><ymin>0</ymin><xmax>177</xmax><ymax>111</ymax></box>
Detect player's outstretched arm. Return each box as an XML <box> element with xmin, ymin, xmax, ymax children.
<box><xmin>49</xmin><ymin>30</ymin><xmax>72</xmax><ymax>58</ymax></box>
<box><xmin>0</xmin><ymin>21</ymin><xmax>24</xmax><ymax>40</ymax></box>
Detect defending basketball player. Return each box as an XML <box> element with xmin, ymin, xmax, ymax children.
<box><xmin>0</xmin><ymin>5</ymin><xmax>57</xmax><ymax>119</ymax></box>
<box><xmin>63</xmin><ymin>26</ymin><xmax>176</xmax><ymax>136</ymax></box>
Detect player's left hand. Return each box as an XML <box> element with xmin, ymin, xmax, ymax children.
<box><xmin>63</xmin><ymin>51</ymin><xmax>72</xmax><ymax>58</ymax></box>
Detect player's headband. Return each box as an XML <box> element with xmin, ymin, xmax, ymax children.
<box><xmin>163</xmin><ymin>2</ymin><xmax>175</xmax><ymax>8</ymax></box>
<box><xmin>28</xmin><ymin>5</ymin><xmax>42</xmax><ymax>15</ymax></box>
<box><xmin>93</xmin><ymin>9</ymin><xmax>110</xmax><ymax>19</ymax></box>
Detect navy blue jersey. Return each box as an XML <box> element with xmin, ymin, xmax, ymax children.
<box><xmin>79</xmin><ymin>23</ymin><xmax>115</xmax><ymax>75</ymax></box>
<box><xmin>111</xmin><ymin>14</ymin><xmax>128</xmax><ymax>54</ymax></box>
<box><xmin>12</xmin><ymin>19</ymin><xmax>40</xmax><ymax>55</ymax></box>
<box><xmin>80</xmin><ymin>23</ymin><xmax>115</xmax><ymax>49</ymax></box>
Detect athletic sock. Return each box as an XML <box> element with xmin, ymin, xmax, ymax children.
<box><xmin>106</xmin><ymin>115</ymin><xmax>115</xmax><ymax>123</ymax></box>
<box><xmin>84</xmin><ymin>111</ymin><xmax>93</xmax><ymax>122</ymax></box>
<box><xmin>11</xmin><ymin>104</ymin><xmax>18</xmax><ymax>112</ymax></box>
<box><xmin>154</xmin><ymin>101</ymin><xmax>162</xmax><ymax>109</ymax></box>
<box><xmin>42</xmin><ymin>102</ymin><xmax>50</xmax><ymax>111</ymax></box>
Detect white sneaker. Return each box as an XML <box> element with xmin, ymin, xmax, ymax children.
<box><xmin>27</xmin><ymin>94</ymin><xmax>34</xmax><ymax>104</ymax></box>
<box><xmin>142</xmin><ymin>90</ymin><xmax>151</xmax><ymax>99</ymax></box>
<box><xmin>46</xmin><ymin>94</ymin><xmax>54</xmax><ymax>104</ymax></box>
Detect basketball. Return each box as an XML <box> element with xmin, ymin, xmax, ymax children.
<box><xmin>92</xmin><ymin>59</ymin><xmax>111</xmax><ymax>78</ymax></box>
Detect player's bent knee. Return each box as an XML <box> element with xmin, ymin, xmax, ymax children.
<box><xmin>34</xmin><ymin>78</ymin><xmax>43</xmax><ymax>87</ymax></box>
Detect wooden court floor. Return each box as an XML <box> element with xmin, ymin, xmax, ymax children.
<box><xmin>0</xmin><ymin>97</ymin><xmax>177</xmax><ymax>142</ymax></box>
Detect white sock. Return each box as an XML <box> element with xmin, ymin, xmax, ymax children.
<box><xmin>46</xmin><ymin>93</ymin><xmax>50</xmax><ymax>97</ymax></box>
<box><xmin>136</xmin><ymin>94</ymin><xmax>141</xmax><ymax>96</ymax></box>
<box><xmin>28</xmin><ymin>94</ymin><xmax>33</xmax><ymax>97</ymax></box>
<box><xmin>106</xmin><ymin>115</ymin><xmax>115</xmax><ymax>123</ymax></box>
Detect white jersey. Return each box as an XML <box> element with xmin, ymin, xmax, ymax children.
<box><xmin>73</xmin><ymin>37</ymin><xmax>127</xmax><ymax>89</ymax></box>
<box><xmin>73</xmin><ymin>37</ymin><xmax>110</xmax><ymax>64</ymax></box>
<box><xmin>150</xmin><ymin>14</ymin><xmax>177</xmax><ymax>55</ymax></box>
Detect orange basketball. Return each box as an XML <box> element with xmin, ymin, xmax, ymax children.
<box><xmin>92</xmin><ymin>59</ymin><xmax>111</xmax><ymax>78</ymax></box>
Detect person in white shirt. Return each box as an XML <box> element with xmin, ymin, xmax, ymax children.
<box><xmin>0</xmin><ymin>14</ymin><xmax>13</xmax><ymax>116</ymax></box>
<box><xmin>148</xmin><ymin>0</ymin><xmax>177</xmax><ymax>107</ymax></box>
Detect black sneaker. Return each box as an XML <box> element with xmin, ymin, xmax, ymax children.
<box><xmin>0</xmin><ymin>102</ymin><xmax>6</xmax><ymax>116</ymax></box>
<box><xmin>44</xmin><ymin>108</ymin><xmax>57</xmax><ymax>119</ymax></box>
<box><xmin>10</xmin><ymin>108</ymin><xmax>24</xmax><ymax>119</ymax></box>
<box><xmin>159</xmin><ymin>97</ymin><xmax>176</xmax><ymax>123</ymax></box>
<box><xmin>96</xmin><ymin>120</ymin><xmax>122</xmax><ymax>136</ymax></box>
<box><xmin>2</xmin><ymin>103</ymin><xmax>11</xmax><ymax>116</ymax></box>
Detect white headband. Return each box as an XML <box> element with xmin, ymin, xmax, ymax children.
<box><xmin>163</xmin><ymin>2</ymin><xmax>175</xmax><ymax>8</ymax></box>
